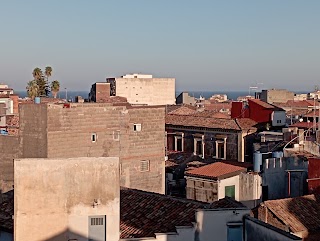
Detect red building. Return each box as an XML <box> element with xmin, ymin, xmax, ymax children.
<box><xmin>231</xmin><ymin>99</ymin><xmax>286</xmax><ymax>127</ymax></box>
<box><xmin>308</xmin><ymin>158</ymin><xmax>320</xmax><ymax>195</ymax></box>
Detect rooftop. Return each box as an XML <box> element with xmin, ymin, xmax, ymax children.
<box><xmin>120</xmin><ymin>188</ymin><xmax>246</xmax><ymax>238</ymax></box>
<box><xmin>0</xmin><ymin>188</ymin><xmax>246</xmax><ymax>238</ymax></box>
<box><xmin>262</xmin><ymin>194</ymin><xmax>320</xmax><ymax>238</ymax></box>
<box><xmin>185</xmin><ymin>161</ymin><xmax>247</xmax><ymax>180</ymax></box>
<box><xmin>166</xmin><ymin>114</ymin><xmax>257</xmax><ymax>131</ymax></box>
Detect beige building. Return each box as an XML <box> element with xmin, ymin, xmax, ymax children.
<box><xmin>106</xmin><ymin>73</ymin><xmax>175</xmax><ymax>105</ymax></box>
<box><xmin>260</xmin><ymin>89</ymin><xmax>295</xmax><ymax>104</ymax></box>
<box><xmin>0</xmin><ymin>102</ymin><xmax>165</xmax><ymax>194</ymax></box>
<box><xmin>14</xmin><ymin>157</ymin><xmax>120</xmax><ymax>241</ymax></box>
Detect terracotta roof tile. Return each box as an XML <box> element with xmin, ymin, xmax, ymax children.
<box><xmin>166</xmin><ymin>114</ymin><xmax>241</xmax><ymax>130</ymax></box>
<box><xmin>263</xmin><ymin>194</ymin><xmax>320</xmax><ymax>234</ymax></box>
<box><xmin>290</xmin><ymin>122</ymin><xmax>314</xmax><ymax>129</ymax></box>
<box><xmin>305</xmin><ymin>110</ymin><xmax>320</xmax><ymax>117</ymax></box>
<box><xmin>168</xmin><ymin>106</ymin><xmax>196</xmax><ymax>115</ymax></box>
<box><xmin>120</xmin><ymin>188</ymin><xmax>246</xmax><ymax>238</ymax></box>
<box><xmin>185</xmin><ymin>162</ymin><xmax>247</xmax><ymax>180</ymax></box>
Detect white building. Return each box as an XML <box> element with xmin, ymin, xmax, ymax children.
<box><xmin>106</xmin><ymin>73</ymin><xmax>175</xmax><ymax>105</ymax></box>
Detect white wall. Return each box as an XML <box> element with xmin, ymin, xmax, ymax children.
<box><xmin>272</xmin><ymin>111</ymin><xmax>286</xmax><ymax>126</ymax></box>
<box><xmin>116</xmin><ymin>78</ymin><xmax>175</xmax><ymax>105</ymax></box>
<box><xmin>218</xmin><ymin>175</ymin><xmax>240</xmax><ymax>201</ymax></box>
<box><xmin>196</xmin><ymin>209</ymin><xmax>250</xmax><ymax>241</ymax></box>
<box><xmin>14</xmin><ymin>157</ymin><xmax>120</xmax><ymax>241</ymax></box>
<box><xmin>0</xmin><ymin>98</ymin><xmax>13</xmax><ymax>115</ymax></box>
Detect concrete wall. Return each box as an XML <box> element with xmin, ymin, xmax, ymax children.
<box><xmin>261</xmin><ymin>89</ymin><xmax>295</xmax><ymax>104</ymax></box>
<box><xmin>176</xmin><ymin>92</ymin><xmax>195</xmax><ymax>105</ymax></box>
<box><xmin>19</xmin><ymin>104</ymin><xmax>48</xmax><ymax>158</ymax></box>
<box><xmin>271</xmin><ymin>111</ymin><xmax>286</xmax><ymax>127</ymax></box>
<box><xmin>46</xmin><ymin>103</ymin><xmax>165</xmax><ymax>194</ymax></box>
<box><xmin>115</xmin><ymin>78</ymin><xmax>175</xmax><ymax>105</ymax></box>
<box><xmin>218</xmin><ymin>175</ymin><xmax>240</xmax><ymax>201</ymax></box>
<box><xmin>239</xmin><ymin>173</ymin><xmax>262</xmax><ymax>208</ymax></box>
<box><xmin>0</xmin><ymin>135</ymin><xmax>20</xmax><ymax>192</ymax></box>
<box><xmin>244</xmin><ymin>216</ymin><xmax>302</xmax><ymax>241</ymax></box>
<box><xmin>14</xmin><ymin>157</ymin><xmax>120</xmax><ymax>241</ymax></box>
<box><xmin>196</xmin><ymin>209</ymin><xmax>250</xmax><ymax>241</ymax></box>
<box><xmin>262</xmin><ymin>157</ymin><xmax>308</xmax><ymax>200</ymax></box>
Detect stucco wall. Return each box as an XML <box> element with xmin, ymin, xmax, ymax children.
<box><xmin>244</xmin><ymin>216</ymin><xmax>301</xmax><ymax>241</ymax></box>
<box><xmin>262</xmin><ymin>157</ymin><xmax>308</xmax><ymax>200</ymax></box>
<box><xmin>14</xmin><ymin>157</ymin><xmax>120</xmax><ymax>241</ymax></box>
<box><xmin>196</xmin><ymin>209</ymin><xmax>250</xmax><ymax>241</ymax></box>
<box><xmin>116</xmin><ymin>78</ymin><xmax>175</xmax><ymax>105</ymax></box>
<box><xmin>218</xmin><ymin>175</ymin><xmax>240</xmax><ymax>200</ymax></box>
<box><xmin>239</xmin><ymin>173</ymin><xmax>262</xmax><ymax>208</ymax></box>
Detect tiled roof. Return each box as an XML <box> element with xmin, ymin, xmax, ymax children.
<box><xmin>185</xmin><ymin>162</ymin><xmax>247</xmax><ymax>180</ymax></box>
<box><xmin>120</xmin><ymin>188</ymin><xmax>246</xmax><ymax>238</ymax></box>
<box><xmin>305</xmin><ymin>110</ymin><xmax>320</xmax><ymax>117</ymax></box>
<box><xmin>236</xmin><ymin>118</ymin><xmax>258</xmax><ymax>130</ymax></box>
<box><xmin>249</xmin><ymin>99</ymin><xmax>277</xmax><ymax>109</ymax></box>
<box><xmin>273</xmin><ymin>100</ymin><xmax>314</xmax><ymax>108</ymax></box>
<box><xmin>166</xmin><ymin>105</ymin><xmax>196</xmax><ymax>114</ymax></box>
<box><xmin>263</xmin><ymin>194</ymin><xmax>320</xmax><ymax>234</ymax></box>
<box><xmin>168</xmin><ymin>106</ymin><xmax>196</xmax><ymax>115</ymax></box>
<box><xmin>290</xmin><ymin>122</ymin><xmax>314</xmax><ymax>129</ymax></box>
<box><xmin>208</xmin><ymin>196</ymin><xmax>246</xmax><ymax>209</ymax></box>
<box><xmin>166</xmin><ymin>114</ymin><xmax>241</xmax><ymax>130</ymax></box>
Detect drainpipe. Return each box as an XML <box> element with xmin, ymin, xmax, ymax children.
<box><xmin>288</xmin><ymin>171</ymin><xmax>291</xmax><ymax>197</ymax></box>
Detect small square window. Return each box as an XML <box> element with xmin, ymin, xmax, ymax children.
<box><xmin>140</xmin><ymin>160</ymin><xmax>150</xmax><ymax>172</ymax></box>
<box><xmin>134</xmin><ymin>124</ymin><xmax>142</xmax><ymax>132</ymax></box>
<box><xmin>91</xmin><ymin>133</ymin><xmax>97</xmax><ymax>142</ymax></box>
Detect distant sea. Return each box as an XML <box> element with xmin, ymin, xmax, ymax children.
<box><xmin>15</xmin><ymin>90</ymin><xmax>308</xmax><ymax>101</ymax></box>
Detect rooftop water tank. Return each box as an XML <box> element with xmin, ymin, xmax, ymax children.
<box><xmin>34</xmin><ymin>97</ymin><xmax>40</xmax><ymax>104</ymax></box>
<box><xmin>253</xmin><ymin>151</ymin><xmax>263</xmax><ymax>172</ymax></box>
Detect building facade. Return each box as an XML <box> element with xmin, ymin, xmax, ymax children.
<box><xmin>260</xmin><ymin>89</ymin><xmax>295</xmax><ymax>104</ymax></box>
<box><xmin>14</xmin><ymin>157</ymin><xmax>120</xmax><ymax>241</ymax></box>
<box><xmin>0</xmin><ymin>102</ymin><xmax>166</xmax><ymax>194</ymax></box>
<box><xmin>106</xmin><ymin>73</ymin><xmax>175</xmax><ymax>105</ymax></box>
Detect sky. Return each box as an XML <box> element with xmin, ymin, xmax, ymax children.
<box><xmin>0</xmin><ymin>1</ymin><xmax>320</xmax><ymax>92</ymax></box>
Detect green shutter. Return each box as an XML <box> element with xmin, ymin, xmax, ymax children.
<box><xmin>225</xmin><ymin>185</ymin><xmax>235</xmax><ymax>199</ymax></box>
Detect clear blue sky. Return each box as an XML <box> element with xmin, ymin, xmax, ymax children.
<box><xmin>1</xmin><ymin>1</ymin><xmax>320</xmax><ymax>92</ymax></box>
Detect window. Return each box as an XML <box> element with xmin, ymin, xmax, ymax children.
<box><xmin>88</xmin><ymin>215</ymin><xmax>106</xmax><ymax>241</ymax></box>
<box><xmin>113</xmin><ymin>130</ymin><xmax>120</xmax><ymax>141</ymax></box>
<box><xmin>134</xmin><ymin>123</ymin><xmax>142</xmax><ymax>132</ymax></box>
<box><xmin>91</xmin><ymin>217</ymin><xmax>104</xmax><ymax>226</ymax></box>
<box><xmin>217</xmin><ymin>141</ymin><xmax>225</xmax><ymax>159</ymax></box>
<box><xmin>225</xmin><ymin>185</ymin><xmax>235</xmax><ymax>199</ymax></box>
<box><xmin>277</xmin><ymin>120</ymin><xmax>282</xmax><ymax>124</ymax></box>
<box><xmin>91</xmin><ymin>133</ymin><xmax>97</xmax><ymax>142</ymax></box>
<box><xmin>140</xmin><ymin>160</ymin><xmax>150</xmax><ymax>172</ymax></box>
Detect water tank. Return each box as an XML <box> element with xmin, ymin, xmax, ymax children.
<box><xmin>272</xmin><ymin>151</ymin><xmax>283</xmax><ymax>158</ymax></box>
<box><xmin>253</xmin><ymin>151</ymin><xmax>263</xmax><ymax>172</ymax></box>
<box><xmin>34</xmin><ymin>97</ymin><xmax>41</xmax><ymax>104</ymax></box>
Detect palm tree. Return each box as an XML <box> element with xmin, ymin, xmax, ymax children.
<box><xmin>32</xmin><ymin>68</ymin><xmax>42</xmax><ymax>80</ymax></box>
<box><xmin>51</xmin><ymin>80</ymin><xmax>60</xmax><ymax>98</ymax></box>
<box><xmin>26</xmin><ymin>80</ymin><xmax>39</xmax><ymax>99</ymax></box>
<box><xmin>45</xmin><ymin>66</ymin><xmax>52</xmax><ymax>82</ymax></box>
